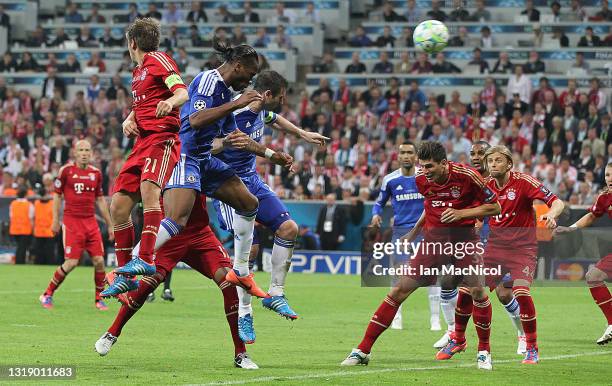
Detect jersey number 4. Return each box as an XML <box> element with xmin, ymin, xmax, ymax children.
<box><xmin>144</xmin><ymin>158</ymin><xmax>158</xmax><ymax>174</ymax></box>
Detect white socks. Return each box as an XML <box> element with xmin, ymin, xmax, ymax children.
<box><xmin>232</xmin><ymin>208</ymin><xmax>258</xmax><ymax>276</ymax></box>
<box><xmin>428</xmin><ymin>286</ymin><xmax>441</xmax><ymax>326</ymax></box>
<box><xmin>503</xmin><ymin>297</ymin><xmax>525</xmax><ymax>336</ymax></box>
<box><xmin>440</xmin><ymin>288</ymin><xmax>458</xmax><ymax>331</ymax></box>
<box><xmin>269</xmin><ymin>236</ymin><xmax>295</xmax><ymax>297</ymax></box>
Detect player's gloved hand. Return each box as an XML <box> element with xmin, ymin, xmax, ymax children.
<box><xmin>122</xmin><ymin>119</ymin><xmax>139</xmax><ymax>138</ymax></box>
<box><xmin>155</xmin><ymin>99</ymin><xmax>173</xmax><ymax>118</ymax></box>
<box><xmin>223</xmin><ymin>129</ymin><xmax>250</xmax><ymax>150</ymax></box>
<box><xmin>233</xmin><ymin>90</ymin><xmax>263</xmax><ymax>109</ymax></box>
<box><xmin>440</xmin><ymin>208</ymin><xmax>464</xmax><ymax>224</ymax></box>
<box><xmin>300</xmin><ymin>130</ymin><xmax>329</xmax><ymax>147</ymax></box>
<box><xmin>51</xmin><ymin>221</ymin><xmax>61</xmax><ymax>236</ymax></box>
<box><xmin>539</xmin><ymin>214</ymin><xmax>557</xmax><ymax>229</ymax></box>
<box><xmin>370</xmin><ymin>215</ymin><xmax>383</xmax><ymax>228</ymax></box>
<box><xmin>271</xmin><ymin>152</ymin><xmax>293</xmax><ymax>169</ymax></box>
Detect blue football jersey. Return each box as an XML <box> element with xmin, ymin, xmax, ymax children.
<box><xmin>216</xmin><ymin>99</ymin><xmax>277</xmax><ymax>177</ymax></box>
<box><xmin>373</xmin><ymin>169</ymin><xmax>424</xmax><ymax>228</ymax></box>
<box><xmin>179</xmin><ymin>69</ymin><xmax>236</xmax><ymax>159</ymax></box>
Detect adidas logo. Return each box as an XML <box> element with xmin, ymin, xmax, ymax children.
<box><xmin>396</xmin><ymin>185</ymin><xmax>403</xmax><ymax>191</ymax></box>
<box><xmin>246</xmin><ymin>122</ymin><xmax>251</xmax><ymax>128</ymax></box>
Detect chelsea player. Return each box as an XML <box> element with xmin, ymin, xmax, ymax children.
<box><xmin>371</xmin><ymin>142</ymin><xmax>447</xmax><ymax>332</ymax></box>
<box><xmin>212</xmin><ymin>70</ymin><xmax>328</xmax><ymax>343</ymax></box>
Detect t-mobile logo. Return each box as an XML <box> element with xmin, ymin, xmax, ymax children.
<box><xmin>74</xmin><ymin>183</ymin><xmax>85</xmax><ymax>194</ymax></box>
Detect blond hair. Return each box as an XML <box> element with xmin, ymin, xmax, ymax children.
<box><xmin>484</xmin><ymin>145</ymin><xmax>513</xmax><ymax>170</ymax></box>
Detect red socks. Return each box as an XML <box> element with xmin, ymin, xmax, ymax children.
<box><xmin>473</xmin><ymin>296</ymin><xmax>492</xmax><ymax>352</ymax></box>
<box><xmin>114</xmin><ymin>221</ymin><xmax>134</xmax><ymax>267</ymax></box>
<box><xmin>140</xmin><ymin>207</ymin><xmax>163</xmax><ymax>264</ymax></box>
<box><xmin>588</xmin><ymin>283</ymin><xmax>612</xmax><ymax>325</ymax></box>
<box><xmin>44</xmin><ymin>266</ymin><xmax>67</xmax><ymax>296</ymax></box>
<box><xmin>94</xmin><ymin>270</ymin><xmax>105</xmax><ymax>301</ymax></box>
<box><xmin>453</xmin><ymin>287</ymin><xmax>473</xmax><ymax>343</ymax></box>
<box><xmin>357</xmin><ymin>295</ymin><xmax>400</xmax><ymax>354</ymax></box>
<box><xmin>219</xmin><ymin>280</ymin><xmax>246</xmax><ymax>356</ymax></box>
<box><xmin>513</xmin><ymin>286</ymin><xmax>537</xmax><ymax>350</ymax></box>
<box><xmin>107</xmin><ymin>272</ymin><xmax>163</xmax><ymax>337</ymax></box>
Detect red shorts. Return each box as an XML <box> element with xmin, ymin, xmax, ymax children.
<box><xmin>595</xmin><ymin>254</ymin><xmax>612</xmax><ymax>277</ymax></box>
<box><xmin>113</xmin><ymin>134</ymin><xmax>180</xmax><ymax>194</ymax></box>
<box><xmin>63</xmin><ymin>216</ymin><xmax>104</xmax><ymax>260</ymax></box>
<box><xmin>155</xmin><ymin>225</ymin><xmax>231</xmax><ymax>279</ymax></box>
<box><xmin>406</xmin><ymin>228</ymin><xmax>481</xmax><ymax>286</ymax></box>
<box><xmin>484</xmin><ymin>243</ymin><xmax>537</xmax><ymax>289</ymax></box>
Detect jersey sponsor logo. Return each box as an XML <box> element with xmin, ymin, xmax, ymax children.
<box><xmin>395</xmin><ymin>192</ymin><xmax>424</xmax><ymax>201</ymax></box>
<box><xmin>431</xmin><ymin>200</ymin><xmax>453</xmax><ymax>207</ymax></box>
<box><xmin>74</xmin><ymin>183</ymin><xmax>85</xmax><ymax>194</ymax></box>
<box><xmin>507</xmin><ymin>189</ymin><xmax>516</xmax><ymax>200</ymax></box>
<box><xmin>396</xmin><ymin>185</ymin><xmax>403</xmax><ymax>191</ymax></box>
<box><xmin>450</xmin><ymin>186</ymin><xmax>461</xmax><ymax>198</ymax></box>
<box><xmin>194</xmin><ymin>99</ymin><xmax>206</xmax><ymax>110</ymax></box>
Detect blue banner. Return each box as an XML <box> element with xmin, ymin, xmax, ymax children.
<box><xmin>74</xmin><ymin>1</ymin><xmax>339</xmax><ymax>11</ymax></box>
<box><xmin>264</xmin><ymin>249</ymin><xmax>361</xmax><ymax>274</ymax></box>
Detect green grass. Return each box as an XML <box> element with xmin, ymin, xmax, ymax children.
<box><xmin>1</xmin><ymin>265</ymin><xmax>611</xmax><ymax>385</ymax></box>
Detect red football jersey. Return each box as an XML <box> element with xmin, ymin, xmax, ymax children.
<box><xmin>590</xmin><ymin>190</ymin><xmax>612</xmax><ymax>219</ymax></box>
<box><xmin>54</xmin><ymin>163</ymin><xmax>103</xmax><ymax>218</ymax></box>
<box><xmin>131</xmin><ymin>51</ymin><xmax>186</xmax><ymax>138</ymax></box>
<box><xmin>488</xmin><ymin>171</ymin><xmax>558</xmax><ymax>229</ymax></box>
<box><xmin>415</xmin><ymin>161</ymin><xmax>498</xmax><ymax>229</ymax></box>
<box><xmin>486</xmin><ymin>171</ymin><xmax>558</xmax><ymax>248</ymax></box>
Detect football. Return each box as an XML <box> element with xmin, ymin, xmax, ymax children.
<box><xmin>413</xmin><ymin>20</ymin><xmax>449</xmax><ymax>54</ymax></box>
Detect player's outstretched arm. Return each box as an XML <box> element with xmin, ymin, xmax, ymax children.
<box><xmin>220</xmin><ymin>129</ymin><xmax>294</xmax><ymax>169</ymax></box>
<box><xmin>155</xmin><ymin>88</ymin><xmax>189</xmax><ymax>118</ymax></box>
<box><xmin>96</xmin><ymin>196</ymin><xmax>114</xmax><ymax>241</ymax></box>
<box><xmin>539</xmin><ymin>199</ymin><xmax>565</xmax><ymax>229</ymax></box>
<box><xmin>272</xmin><ymin>115</ymin><xmax>329</xmax><ymax>146</ymax></box>
<box><xmin>554</xmin><ymin>212</ymin><xmax>597</xmax><ymax>234</ymax></box>
<box><xmin>51</xmin><ymin>193</ymin><xmax>62</xmax><ymax>236</ymax></box>
<box><xmin>189</xmin><ymin>90</ymin><xmax>262</xmax><ymax>130</ymax></box>
<box><xmin>441</xmin><ymin>202</ymin><xmax>501</xmax><ymax>224</ymax></box>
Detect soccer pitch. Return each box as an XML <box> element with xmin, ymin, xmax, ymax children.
<box><xmin>1</xmin><ymin>266</ymin><xmax>610</xmax><ymax>385</ymax></box>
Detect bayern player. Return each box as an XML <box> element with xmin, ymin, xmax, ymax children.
<box><xmin>555</xmin><ymin>163</ymin><xmax>612</xmax><ymax>345</ymax></box>
<box><xmin>452</xmin><ymin>141</ymin><xmax>529</xmax><ymax>355</ymax></box>
<box><xmin>370</xmin><ymin>142</ymin><xmax>450</xmax><ymax>333</ymax></box>
<box><xmin>437</xmin><ymin>145</ymin><xmax>564</xmax><ymax>368</ymax></box>
<box><xmin>39</xmin><ymin>140</ymin><xmax>113</xmax><ymax>310</ymax></box>
<box><xmin>102</xmin><ymin>18</ymin><xmax>188</xmax><ymax>295</ymax></box>
<box><xmin>341</xmin><ymin>141</ymin><xmax>501</xmax><ymax>366</ymax></box>
<box><xmin>212</xmin><ymin>70</ymin><xmax>328</xmax><ymax>341</ymax></box>
<box><xmin>95</xmin><ymin>194</ymin><xmax>259</xmax><ymax>369</ymax></box>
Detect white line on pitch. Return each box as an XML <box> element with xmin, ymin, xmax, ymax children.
<box><xmin>192</xmin><ymin>351</ymin><xmax>612</xmax><ymax>386</ymax></box>
<box><xmin>10</xmin><ymin>324</ymin><xmax>38</xmax><ymax>327</ymax></box>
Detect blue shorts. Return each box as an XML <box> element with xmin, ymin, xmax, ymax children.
<box><xmin>166</xmin><ymin>154</ymin><xmax>235</xmax><ymax>197</ymax></box>
<box><xmin>213</xmin><ymin>174</ymin><xmax>291</xmax><ymax>240</ymax></box>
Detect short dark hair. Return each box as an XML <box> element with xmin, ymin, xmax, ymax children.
<box><xmin>212</xmin><ymin>37</ymin><xmax>258</xmax><ymax>67</ymax></box>
<box><xmin>474</xmin><ymin>140</ymin><xmax>491</xmax><ymax>150</ymax></box>
<box><xmin>17</xmin><ymin>187</ymin><xmax>28</xmax><ymax>198</ymax></box>
<box><xmin>126</xmin><ymin>18</ymin><xmax>160</xmax><ymax>52</ymax></box>
<box><xmin>417</xmin><ymin>141</ymin><xmax>447</xmax><ymax>163</ymax></box>
<box><xmin>253</xmin><ymin>70</ymin><xmax>287</xmax><ymax>96</ymax></box>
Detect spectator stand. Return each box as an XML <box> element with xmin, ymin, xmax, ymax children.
<box><xmin>39</xmin><ymin>22</ymin><xmax>322</xmax><ymax>66</ymax></box>
<box><xmin>334</xmin><ymin>47</ymin><xmax>612</xmax><ymax>76</ymax></box>
<box><xmin>361</xmin><ymin>22</ymin><xmax>612</xmax><ymax>48</ymax></box>
<box><xmin>10</xmin><ymin>47</ymin><xmax>298</xmax><ymax>83</ymax></box>
<box><xmin>373</xmin><ymin>0</ymin><xmax>604</xmax><ymax>23</ymax></box>
<box><xmin>0</xmin><ymin>0</ymin><xmax>37</xmax><ymax>41</ymax></box>
<box><xmin>305</xmin><ymin>74</ymin><xmax>611</xmax><ymax>100</ymax></box>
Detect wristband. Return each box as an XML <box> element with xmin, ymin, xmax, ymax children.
<box><xmin>265</xmin><ymin>148</ymin><xmax>276</xmax><ymax>159</ymax></box>
<box><xmin>570</xmin><ymin>224</ymin><xmax>577</xmax><ymax>229</ymax></box>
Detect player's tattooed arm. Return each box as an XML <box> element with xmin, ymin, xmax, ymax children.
<box><xmin>221</xmin><ymin>129</ymin><xmax>294</xmax><ymax>169</ymax></box>
<box><xmin>51</xmin><ymin>193</ymin><xmax>62</xmax><ymax>236</ymax></box>
<box><xmin>156</xmin><ymin>87</ymin><xmax>189</xmax><ymax>118</ymax></box>
<box><xmin>554</xmin><ymin>212</ymin><xmax>597</xmax><ymax>235</ymax></box>
<box><xmin>272</xmin><ymin>115</ymin><xmax>329</xmax><ymax>146</ymax></box>
<box><xmin>441</xmin><ymin>202</ymin><xmax>501</xmax><ymax>224</ymax></box>
<box><xmin>189</xmin><ymin>90</ymin><xmax>262</xmax><ymax>129</ymax></box>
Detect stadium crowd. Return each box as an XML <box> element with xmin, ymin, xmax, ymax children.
<box><xmin>0</xmin><ymin>0</ymin><xmax>610</xmax><ymax>211</ymax></box>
